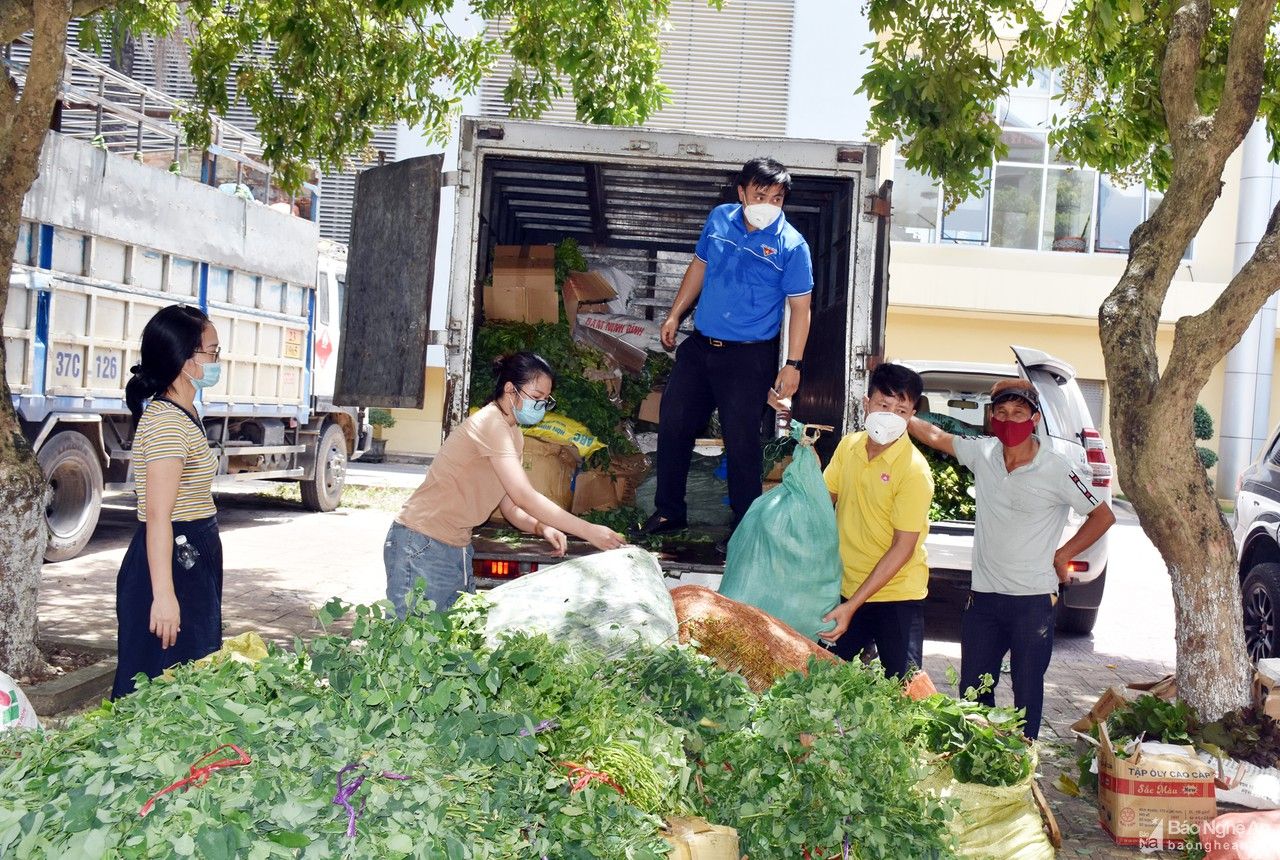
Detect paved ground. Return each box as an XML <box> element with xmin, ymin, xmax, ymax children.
<box><xmin>37</xmin><ymin>466</ymin><xmax>1191</xmax><ymax>857</ymax></box>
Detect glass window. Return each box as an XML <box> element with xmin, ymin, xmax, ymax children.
<box><xmin>1096</xmin><ymin>177</ymin><xmax>1144</xmax><ymax>253</ymax></box>
<box><xmin>1000</xmin><ymin>129</ymin><xmax>1046</xmax><ymax>164</ymax></box>
<box><xmin>940</xmin><ymin>169</ymin><xmax>991</xmax><ymax>244</ymax></box>
<box><xmin>1147</xmin><ymin>189</ymin><xmax>1194</xmax><ymax>261</ymax></box>
<box><xmin>991</xmin><ymin>166</ymin><xmax>1042</xmax><ymax>250</ymax></box>
<box><xmin>317</xmin><ymin>272</ymin><xmax>330</xmax><ymax>325</ymax></box>
<box><xmin>1043</xmin><ymin>168</ymin><xmax>1096</xmax><ymax>252</ymax></box>
<box><xmin>891</xmin><ymin>160</ymin><xmax>942</xmax><ymax>243</ymax></box>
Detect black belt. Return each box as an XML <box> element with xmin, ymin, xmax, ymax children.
<box><xmin>694</xmin><ymin>331</ymin><xmax>775</xmax><ymax>347</ymax></box>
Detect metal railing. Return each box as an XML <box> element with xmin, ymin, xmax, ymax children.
<box><xmin>4</xmin><ymin>34</ymin><xmax>318</xmax><ymax>205</ymax></box>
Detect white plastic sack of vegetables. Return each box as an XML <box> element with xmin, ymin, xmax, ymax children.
<box><xmin>917</xmin><ymin>748</ymin><xmax>1054</xmax><ymax>860</ymax></box>
<box><xmin>482</xmin><ymin>547</ymin><xmax>677</xmax><ymax>656</ymax></box>
<box><xmin>0</xmin><ymin>671</ymin><xmax>39</xmax><ymax>732</ymax></box>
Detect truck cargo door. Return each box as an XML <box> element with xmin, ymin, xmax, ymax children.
<box><xmin>334</xmin><ymin>154</ymin><xmax>443</xmax><ymax>408</ymax></box>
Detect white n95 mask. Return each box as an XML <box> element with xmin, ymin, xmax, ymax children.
<box><xmin>865</xmin><ymin>411</ymin><xmax>907</xmax><ymax>445</ymax></box>
<box><xmin>743</xmin><ymin>203</ymin><xmax>781</xmax><ymax>230</ymax></box>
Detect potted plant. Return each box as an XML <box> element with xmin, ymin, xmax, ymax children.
<box><xmin>1051</xmin><ymin>171</ymin><xmax>1090</xmax><ymax>252</ymax></box>
<box><xmin>366</xmin><ymin>408</ymin><xmax>396</xmax><ymax>462</ymax></box>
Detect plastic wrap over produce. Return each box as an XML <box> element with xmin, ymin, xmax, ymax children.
<box><xmin>483</xmin><ymin>547</ymin><xmax>677</xmax><ymax>656</ymax></box>
<box><xmin>0</xmin><ymin>671</ymin><xmax>39</xmax><ymax>732</ymax></box>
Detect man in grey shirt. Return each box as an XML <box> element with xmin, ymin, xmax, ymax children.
<box><xmin>909</xmin><ymin>378</ymin><xmax>1115</xmax><ymax>739</ymax></box>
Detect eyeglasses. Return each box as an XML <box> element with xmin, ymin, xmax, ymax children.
<box><xmin>518</xmin><ymin>387</ymin><xmax>556</xmax><ymax>411</ymax></box>
<box><xmin>196</xmin><ymin>346</ymin><xmax>222</xmax><ymax>360</ymax></box>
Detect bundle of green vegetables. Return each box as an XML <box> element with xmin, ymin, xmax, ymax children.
<box><xmin>1</xmin><ymin>597</ymin><xmax>1030</xmax><ymax>859</ymax></box>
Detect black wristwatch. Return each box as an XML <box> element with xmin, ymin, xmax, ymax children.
<box><xmin>785</xmin><ymin>359</ymin><xmax>804</xmax><ymax>371</ymax></box>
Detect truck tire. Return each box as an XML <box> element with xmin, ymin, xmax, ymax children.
<box><xmin>1054</xmin><ymin>603</ymin><xmax>1099</xmax><ymax>637</ymax></box>
<box><xmin>1054</xmin><ymin>565</ymin><xmax>1106</xmax><ymax>636</ymax></box>
<box><xmin>1242</xmin><ymin>563</ymin><xmax>1280</xmax><ymax>662</ymax></box>
<box><xmin>38</xmin><ymin>430</ymin><xmax>104</xmax><ymax>562</ymax></box>
<box><xmin>300</xmin><ymin>423</ymin><xmax>347</xmax><ymax>512</ymax></box>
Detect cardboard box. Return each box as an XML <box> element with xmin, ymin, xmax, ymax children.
<box><xmin>571</xmin><ymin>470</ymin><xmax>620</xmax><ymax>514</ymax></box>
<box><xmin>660</xmin><ymin>817</ymin><xmax>739</xmax><ymax>860</ymax></box>
<box><xmin>1256</xmin><ymin>658</ymin><xmax>1280</xmax><ymax>720</ymax></box>
<box><xmin>484</xmin><ymin>245</ymin><xmax>558</xmax><ymax>324</ymax></box>
<box><xmin>1095</xmin><ymin>723</ymin><xmax>1216</xmax><ymax>849</ymax></box>
<box><xmin>609</xmin><ymin>452</ymin><xmax>650</xmax><ymax>506</ymax></box>
<box><xmin>490</xmin><ymin>436</ymin><xmax>580</xmax><ymax>523</ymax></box>
<box><xmin>638</xmin><ymin>389</ymin><xmax>662</xmax><ymax>424</ymax></box>
<box><xmin>563</xmin><ymin>270</ymin><xmax>618</xmax><ymax>327</ymax></box>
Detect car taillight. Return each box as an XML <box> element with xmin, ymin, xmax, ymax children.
<box><xmin>474</xmin><ymin>559</ymin><xmax>539</xmax><ymax>578</ymax></box>
<box><xmin>1067</xmin><ymin>560</ymin><xmax>1089</xmax><ymax>573</ymax></box>
<box><xmin>1081</xmin><ymin>428</ymin><xmax>1112</xmax><ymax>488</ymax></box>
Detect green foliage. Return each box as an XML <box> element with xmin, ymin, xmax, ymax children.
<box><xmin>861</xmin><ymin>0</ymin><xmax>1280</xmax><ymax>207</ymax></box>
<box><xmin>923</xmin><ymin>447</ymin><xmax>976</xmax><ymax>522</ymax></box>
<box><xmin>1197</xmin><ymin>446</ymin><xmax>1218</xmax><ymax>469</ymax></box>
<box><xmin>911</xmin><ymin>694</ymin><xmax>1033</xmax><ymax>787</ymax></box>
<box><xmin>1109</xmin><ymin>694</ymin><xmax>1199</xmax><ymax>746</ymax></box>
<box><xmin>698</xmin><ymin>659</ymin><xmax>957</xmax><ymax>859</ymax></box>
<box><xmin>0</xmin><ymin>600</ymin><xmax>1012</xmax><ymax>858</ymax></box>
<box><xmin>367</xmin><ymin>407</ymin><xmax>396</xmax><ymax>428</ymax></box>
<box><xmin>471</xmin><ymin>320</ymin><xmax>638</xmax><ymax>461</ymax></box>
<box><xmin>80</xmin><ymin>0</ymin><xmax>710</xmax><ymax>190</ymax></box>
<box><xmin>1194</xmin><ymin>403</ymin><xmax>1214</xmax><ymax>441</ymax></box>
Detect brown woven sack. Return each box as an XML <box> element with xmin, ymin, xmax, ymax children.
<box><xmin>670</xmin><ymin>585</ymin><xmax>839</xmax><ymax>692</ymax></box>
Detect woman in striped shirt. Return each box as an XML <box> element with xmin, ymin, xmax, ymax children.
<box><xmin>112</xmin><ymin>305</ymin><xmax>223</xmax><ymax>698</ymax></box>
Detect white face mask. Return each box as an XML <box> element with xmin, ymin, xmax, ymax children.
<box><xmin>865</xmin><ymin>411</ymin><xmax>907</xmax><ymax>445</ymax></box>
<box><xmin>743</xmin><ymin>203</ymin><xmax>781</xmax><ymax>230</ymax></box>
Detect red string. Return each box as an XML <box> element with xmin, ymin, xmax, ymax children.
<box><xmin>139</xmin><ymin>744</ymin><xmax>252</xmax><ymax>817</ymax></box>
<box><xmin>556</xmin><ymin>761</ymin><xmax>625</xmax><ymax>795</ymax></box>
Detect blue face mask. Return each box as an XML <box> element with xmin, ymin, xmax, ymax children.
<box><xmin>187</xmin><ymin>361</ymin><xmax>221</xmax><ymax>390</ymax></box>
<box><xmin>514</xmin><ymin>396</ymin><xmax>547</xmax><ymax>426</ymax></box>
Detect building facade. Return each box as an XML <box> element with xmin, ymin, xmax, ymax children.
<box><xmin>375</xmin><ymin>0</ymin><xmax>1274</xmax><ymax>484</ymax></box>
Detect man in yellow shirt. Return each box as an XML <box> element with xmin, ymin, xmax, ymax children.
<box><xmin>819</xmin><ymin>363</ymin><xmax>934</xmax><ymax>680</ymax></box>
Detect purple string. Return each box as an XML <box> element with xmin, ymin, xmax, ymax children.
<box><xmin>519</xmin><ymin>718</ymin><xmax>559</xmax><ymax>736</ymax></box>
<box><xmin>333</xmin><ymin>764</ymin><xmax>366</xmax><ymax>838</ymax></box>
<box><xmin>332</xmin><ymin>764</ymin><xmax>409</xmax><ymax>838</ymax></box>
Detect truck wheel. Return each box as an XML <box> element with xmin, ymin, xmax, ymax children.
<box><xmin>38</xmin><ymin>431</ymin><xmax>104</xmax><ymax>562</ymax></box>
<box><xmin>1242</xmin><ymin>563</ymin><xmax>1280</xmax><ymax>662</ymax></box>
<box><xmin>300</xmin><ymin>423</ymin><xmax>347</xmax><ymax>512</ymax></box>
<box><xmin>1054</xmin><ymin>603</ymin><xmax>1099</xmax><ymax>636</ymax></box>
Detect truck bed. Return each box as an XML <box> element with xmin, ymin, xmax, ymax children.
<box><xmin>471</xmin><ymin>524</ymin><xmax>730</xmax><ymax>589</ymax></box>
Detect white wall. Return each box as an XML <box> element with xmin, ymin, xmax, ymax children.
<box><xmin>785</xmin><ymin>0</ymin><xmax>872</xmax><ymax>141</ymax></box>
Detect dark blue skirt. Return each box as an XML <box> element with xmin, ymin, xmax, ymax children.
<box><xmin>111</xmin><ymin>516</ymin><xmax>223</xmax><ymax>699</ymax></box>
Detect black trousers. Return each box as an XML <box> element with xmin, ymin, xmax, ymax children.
<box><xmin>112</xmin><ymin>516</ymin><xmax>223</xmax><ymax>699</ymax></box>
<box><xmin>959</xmin><ymin>590</ymin><xmax>1056</xmax><ymax>740</ymax></box>
<box><xmin>826</xmin><ymin>598</ymin><xmax>925</xmax><ymax>680</ymax></box>
<box><xmin>655</xmin><ymin>333</ymin><xmax>776</xmax><ymax>526</ymax></box>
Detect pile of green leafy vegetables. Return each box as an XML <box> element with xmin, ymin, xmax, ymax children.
<box><xmin>0</xmin><ymin>596</ymin><xmax>1037</xmax><ymax>859</ymax></box>
<box><xmin>470</xmin><ymin>239</ymin><xmax>673</xmax><ymax>469</ymax></box>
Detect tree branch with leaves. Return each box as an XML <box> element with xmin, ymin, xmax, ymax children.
<box><xmin>0</xmin><ymin>0</ymin><xmax>709</xmax><ymax>675</ymax></box>
<box><xmin>862</xmin><ymin>0</ymin><xmax>1280</xmax><ymax>720</ymax></box>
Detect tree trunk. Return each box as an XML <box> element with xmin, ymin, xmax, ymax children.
<box><xmin>1109</xmin><ymin>385</ymin><xmax>1253</xmax><ymax>721</ymax></box>
<box><xmin>0</xmin><ymin>0</ymin><xmax>71</xmax><ymax>675</ymax></box>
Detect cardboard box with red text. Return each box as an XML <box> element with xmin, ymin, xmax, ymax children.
<box><xmin>1095</xmin><ymin>723</ymin><xmax>1216</xmax><ymax>849</ymax></box>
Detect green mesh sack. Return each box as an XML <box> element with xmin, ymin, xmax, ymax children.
<box><xmin>719</xmin><ymin>427</ymin><xmax>841</xmax><ymax>641</ymax></box>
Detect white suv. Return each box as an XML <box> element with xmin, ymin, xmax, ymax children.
<box><xmin>1232</xmin><ymin>432</ymin><xmax>1280</xmax><ymax>661</ymax></box>
<box><xmin>902</xmin><ymin>346</ymin><xmax>1114</xmax><ymax>635</ymax></box>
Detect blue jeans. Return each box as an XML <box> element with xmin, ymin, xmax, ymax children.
<box><xmin>960</xmin><ymin>591</ymin><xmax>1056</xmax><ymax>740</ymax></box>
<box><xmin>383</xmin><ymin>522</ymin><xmax>474</xmax><ymax>618</ymax></box>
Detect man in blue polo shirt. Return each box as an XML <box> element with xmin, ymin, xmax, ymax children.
<box><xmin>636</xmin><ymin>157</ymin><xmax>813</xmax><ymax>549</ymax></box>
